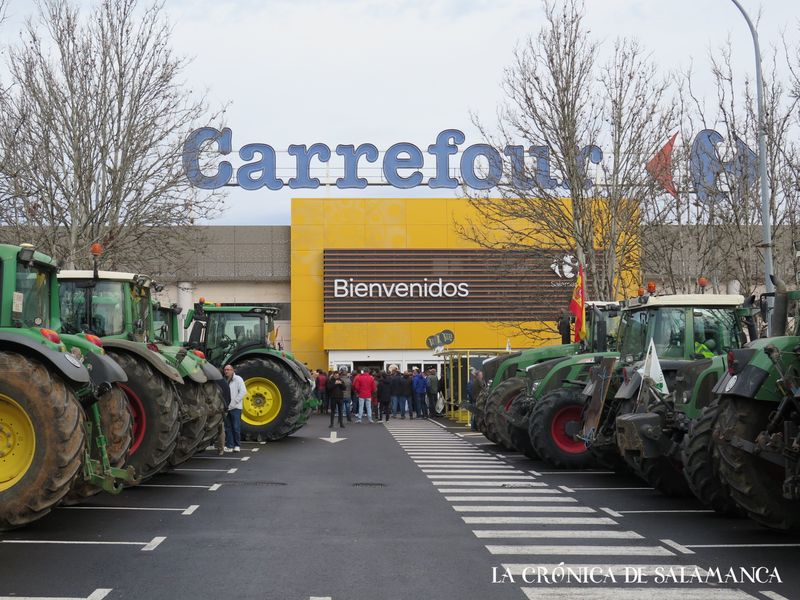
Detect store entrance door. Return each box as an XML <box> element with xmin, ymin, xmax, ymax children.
<box><xmin>353</xmin><ymin>360</ymin><xmax>383</xmax><ymax>374</ymax></box>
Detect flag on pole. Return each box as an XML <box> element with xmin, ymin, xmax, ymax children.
<box><xmin>646</xmin><ymin>133</ymin><xmax>679</xmax><ymax>199</ymax></box>
<box><xmin>568</xmin><ymin>264</ymin><xmax>587</xmax><ymax>342</ymax></box>
<box><xmin>640</xmin><ymin>338</ymin><xmax>669</xmax><ymax>395</ymax></box>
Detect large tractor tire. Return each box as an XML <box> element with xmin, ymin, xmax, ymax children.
<box><xmin>109</xmin><ymin>351</ymin><xmax>179</xmax><ymax>482</ymax></box>
<box><xmin>473</xmin><ymin>387</ymin><xmax>489</xmax><ymax>434</ymax></box>
<box><xmin>493</xmin><ymin>378</ymin><xmax>538</xmax><ymax>458</ymax></box>
<box><xmin>482</xmin><ymin>388</ymin><xmax>509</xmax><ymax>448</ymax></box>
<box><xmin>197</xmin><ymin>382</ymin><xmax>226</xmax><ymax>450</ymax></box>
<box><xmin>236</xmin><ymin>357</ymin><xmax>305</xmax><ymax>442</ymax></box>
<box><xmin>715</xmin><ymin>395</ymin><xmax>800</xmax><ymax>530</ymax></box>
<box><xmin>630</xmin><ymin>456</ymin><xmax>693</xmax><ymax>497</ymax></box>
<box><xmin>63</xmin><ymin>386</ymin><xmax>133</xmax><ymax>504</ymax></box>
<box><xmin>529</xmin><ymin>387</ymin><xmax>593</xmax><ymax>469</ymax></box>
<box><xmin>0</xmin><ymin>351</ymin><xmax>85</xmax><ymax>530</ymax></box>
<box><xmin>681</xmin><ymin>400</ymin><xmax>743</xmax><ymax>516</ymax></box>
<box><xmin>168</xmin><ymin>381</ymin><xmax>209</xmax><ymax>467</ymax></box>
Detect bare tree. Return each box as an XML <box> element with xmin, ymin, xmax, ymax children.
<box><xmin>459</xmin><ymin>0</ymin><xmax>674</xmax><ymax>339</ymax></box>
<box><xmin>0</xmin><ymin>0</ymin><xmax>226</xmax><ymax>272</ymax></box>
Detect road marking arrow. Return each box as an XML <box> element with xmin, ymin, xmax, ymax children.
<box><xmin>320</xmin><ymin>431</ymin><xmax>347</xmax><ymax>443</ymax></box>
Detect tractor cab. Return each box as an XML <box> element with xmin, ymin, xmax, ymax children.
<box><xmin>186</xmin><ymin>302</ymin><xmax>279</xmax><ymax>366</ymax></box>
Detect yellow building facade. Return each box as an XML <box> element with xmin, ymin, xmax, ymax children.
<box><xmin>291</xmin><ymin>197</ymin><xmax>573</xmax><ymax>371</ymax></box>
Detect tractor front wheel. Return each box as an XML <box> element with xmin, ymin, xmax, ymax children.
<box><xmin>0</xmin><ymin>351</ymin><xmax>85</xmax><ymax>530</ymax></box>
<box><xmin>109</xmin><ymin>351</ymin><xmax>179</xmax><ymax>482</ymax></box>
<box><xmin>482</xmin><ymin>388</ymin><xmax>510</xmax><ymax>448</ymax></box>
<box><xmin>715</xmin><ymin>395</ymin><xmax>800</xmax><ymax>530</ymax></box>
<box><xmin>681</xmin><ymin>400</ymin><xmax>743</xmax><ymax>516</ymax></box>
<box><xmin>237</xmin><ymin>358</ymin><xmax>305</xmax><ymax>442</ymax></box>
<box><xmin>529</xmin><ymin>388</ymin><xmax>593</xmax><ymax>469</ymax></box>
<box><xmin>63</xmin><ymin>386</ymin><xmax>133</xmax><ymax>504</ymax></box>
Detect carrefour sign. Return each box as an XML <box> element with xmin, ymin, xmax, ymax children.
<box><xmin>182</xmin><ymin>127</ymin><xmax>602</xmax><ymax>191</ymax></box>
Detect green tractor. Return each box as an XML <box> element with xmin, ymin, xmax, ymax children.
<box><xmin>58</xmin><ymin>269</ymin><xmax>223</xmax><ymax>479</ymax></box>
<box><xmin>475</xmin><ymin>302</ymin><xmax>620</xmax><ymax>459</ymax></box>
<box><xmin>577</xmin><ymin>293</ymin><xmax>746</xmax><ymax>489</ymax></box>
<box><xmin>0</xmin><ymin>244</ymin><xmax>133</xmax><ymax>529</ymax></box>
<box><xmin>712</xmin><ymin>277</ymin><xmax>800</xmax><ymax>529</ymax></box>
<box><xmin>185</xmin><ymin>302</ymin><xmax>316</xmax><ymax>441</ymax></box>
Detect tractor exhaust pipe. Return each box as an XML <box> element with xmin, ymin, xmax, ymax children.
<box><xmin>770</xmin><ymin>275</ymin><xmax>788</xmax><ymax>337</ymax></box>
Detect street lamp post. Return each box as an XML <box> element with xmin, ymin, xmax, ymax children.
<box><xmin>729</xmin><ymin>0</ymin><xmax>774</xmax><ymax>334</ymax></box>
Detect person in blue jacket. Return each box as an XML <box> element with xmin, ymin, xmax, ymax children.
<box><xmin>412</xmin><ymin>367</ymin><xmax>429</xmax><ymax>418</ymax></box>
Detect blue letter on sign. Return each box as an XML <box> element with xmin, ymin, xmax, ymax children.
<box><xmin>427</xmin><ymin>129</ymin><xmax>464</xmax><ymax>189</ymax></box>
<box><xmin>383</xmin><ymin>142</ymin><xmax>424</xmax><ymax>188</ymax></box>
<box><xmin>288</xmin><ymin>144</ymin><xmax>332</xmax><ymax>189</ymax></box>
<box><xmin>461</xmin><ymin>144</ymin><xmax>502</xmax><ymax>190</ymax></box>
<box><xmin>237</xmin><ymin>143</ymin><xmax>283</xmax><ymax>190</ymax></box>
<box><xmin>183</xmin><ymin>127</ymin><xmax>233</xmax><ymax>189</ymax></box>
<box><xmin>335</xmin><ymin>144</ymin><xmax>379</xmax><ymax>189</ymax></box>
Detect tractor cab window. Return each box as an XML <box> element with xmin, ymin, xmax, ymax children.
<box><xmin>692</xmin><ymin>307</ymin><xmax>740</xmax><ymax>356</ymax></box>
<box><xmin>60</xmin><ymin>281</ymin><xmax>126</xmax><ymax>336</ymax></box>
<box><xmin>618</xmin><ymin>308</ymin><xmax>649</xmax><ymax>361</ymax></box>
<box><xmin>130</xmin><ymin>285</ymin><xmax>152</xmax><ymax>342</ymax></box>
<box><xmin>15</xmin><ymin>263</ymin><xmax>51</xmax><ymax>327</ymax></box>
<box><xmin>153</xmin><ymin>307</ymin><xmax>172</xmax><ymax>344</ymax></box>
<box><xmin>206</xmin><ymin>312</ymin><xmax>264</xmax><ymax>360</ymax></box>
<box><xmin>652</xmin><ymin>308</ymin><xmax>686</xmax><ymax>359</ymax></box>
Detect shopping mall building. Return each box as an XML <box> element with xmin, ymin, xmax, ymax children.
<box><xmin>156</xmin><ymin>197</ymin><xmax>580</xmax><ymax>372</ymax></box>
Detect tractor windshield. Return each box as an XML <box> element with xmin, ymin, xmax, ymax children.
<box><xmin>60</xmin><ymin>281</ymin><xmax>126</xmax><ymax>336</ymax></box>
<box><xmin>15</xmin><ymin>262</ymin><xmax>52</xmax><ymax>328</ymax></box>
<box><xmin>617</xmin><ymin>308</ymin><xmax>648</xmax><ymax>361</ymax></box>
<box><xmin>206</xmin><ymin>312</ymin><xmax>265</xmax><ymax>362</ymax></box>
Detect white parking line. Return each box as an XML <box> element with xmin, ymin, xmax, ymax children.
<box><xmin>437</xmin><ymin>488</ymin><xmax>558</xmax><ymax>494</ymax></box>
<box><xmin>535</xmin><ymin>471</ymin><xmax>615</xmax><ymax>475</ymax></box>
<box><xmin>522</xmin><ymin>588</ymin><xmax>757</xmax><ymax>599</ymax></box>
<box><xmin>175</xmin><ymin>468</ymin><xmax>230</xmax><ymax>472</ymax></box>
<box><xmin>190</xmin><ymin>456</ymin><xmax>243</xmax><ymax>461</ymax></box>
<box><xmin>686</xmin><ymin>543</ymin><xmax>800</xmax><ymax>549</ymax></box>
<box><xmin>620</xmin><ymin>509</ymin><xmax>714</xmax><ymax>514</ymax></box>
<box><xmin>661</xmin><ymin>539</ymin><xmax>695</xmax><ymax>554</ymax></box>
<box><xmin>182</xmin><ymin>505</ymin><xmax>199</xmax><ymax>516</ymax></box>
<box><xmin>140</xmin><ymin>484</ymin><xmax>218</xmax><ymax>490</ymax></box>
<box><xmin>251</xmin><ymin>447</ymin><xmax>260</xmax><ymax>452</ymax></box>
<box><xmin>208</xmin><ymin>483</ymin><xmax>222</xmax><ymax>491</ymax></box>
<box><xmin>475</xmin><ymin>529</ymin><xmax>643</xmax><ymax>539</ymax></box>
<box><xmin>227</xmin><ymin>468</ymin><xmax>238</xmax><ymax>474</ymax></box>
<box><xmin>462</xmin><ymin>516</ymin><xmax>618</xmax><ymax>525</ymax></box>
<box><xmin>558</xmin><ymin>485</ymin><xmax>575</xmax><ymax>493</ymax></box>
<box><xmin>487</xmin><ymin>544</ymin><xmax>674</xmax><ymax>556</ymax></box>
<box><xmin>453</xmin><ymin>505</ymin><xmax>595</xmax><ymax>513</ymax></box>
<box><xmin>240</xmin><ymin>456</ymin><xmax>250</xmax><ymax>462</ymax></box>
<box><xmin>59</xmin><ymin>506</ymin><xmax>191</xmax><ymax>513</ymax></box>
<box><xmin>444</xmin><ymin>496</ymin><xmax>577</xmax><ymax>502</ymax></box>
<box><xmin>600</xmin><ymin>507</ymin><xmax>624</xmax><ymax>518</ymax></box>
<box><xmin>0</xmin><ymin>588</ymin><xmax>113</xmax><ymax>600</ymax></box>
<box><xmin>572</xmin><ymin>487</ymin><xmax>654</xmax><ymax>491</ymax></box>
<box><xmin>141</xmin><ymin>536</ymin><xmax>166</xmax><ymax>551</ymax></box>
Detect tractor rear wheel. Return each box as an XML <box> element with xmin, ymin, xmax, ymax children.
<box><xmin>681</xmin><ymin>400</ymin><xmax>743</xmax><ymax>516</ymax></box>
<box><xmin>631</xmin><ymin>456</ymin><xmax>692</xmax><ymax>497</ymax></box>
<box><xmin>109</xmin><ymin>351</ymin><xmax>179</xmax><ymax>482</ymax></box>
<box><xmin>715</xmin><ymin>395</ymin><xmax>800</xmax><ymax>530</ymax></box>
<box><xmin>529</xmin><ymin>387</ymin><xmax>593</xmax><ymax>468</ymax></box>
<box><xmin>197</xmin><ymin>382</ymin><xmax>226</xmax><ymax>450</ymax></box>
<box><xmin>0</xmin><ymin>351</ymin><xmax>85</xmax><ymax>530</ymax></box>
<box><xmin>473</xmin><ymin>387</ymin><xmax>489</xmax><ymax>434</ymax></box>
<box><xmin>168</xmin><ymin>381</ymin><xmax>209</xmax><ymax>467</ymax></box>
<box><xmin>236</xmin><ymin>358</ymin><xmax>305</xmax><ymax>442</ymax></box>
<box><xmin>482</xmin><ymin>388</ymin><xmax>509</xmax><ymax>448</ymax></box>
<box><xmin>63</xmin><ymin>386</ymin><xmax>133</xmax><ymax>504</ymax></box>
<box><xmin>492</xmin><ymin>378</ymin><xmax>537</xmax><ymax>458</ymax></box>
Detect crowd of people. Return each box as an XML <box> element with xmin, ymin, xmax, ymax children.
<box><xmin>314</xmin><ymin>366</ymin><xmax>442</xmax><ymax>428</ymax></box>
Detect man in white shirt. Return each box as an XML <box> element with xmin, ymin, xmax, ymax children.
<box><xmin>223</xmin><ymin>364</ymin><xmax>246</xmax><ymax>452</ymax></box>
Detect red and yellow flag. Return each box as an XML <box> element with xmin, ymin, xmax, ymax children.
<box><xmin>569</xmin><ymin>264</ymin><xmax>587</xmax><ymax>342</ymax></box>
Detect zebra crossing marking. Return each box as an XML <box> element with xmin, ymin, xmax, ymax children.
<box><xmin>486</xmin><ymin>544</ymin><xmax>675</xmax><ymax>556</ymax></box>
<box><xmin>474</xmin><ymin>530</ymin><xmax>643</xmax><ymax>539</ymax></box>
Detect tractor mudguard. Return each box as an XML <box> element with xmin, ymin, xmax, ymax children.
<box><xmin>101</xmin><ymin>339</ymin><xmax>183</xmax><ymax>384</ymax></box>
<box><xmin>713</xmin><ymin>365</ymin><xmax>768</xmax><ymax>398</ymax></box>
<box><xmin>230</xmin><ymin>348</ymin><xmax>311</xmax><ymax>387</ymax></box>
<box><xmin>0</xmin><ymin>331</ymin><xmax>90</xmax><ymax>385</ymax></box>
<box><xmin>615</xmin><ymin>370</ymin><xmax>642</xmax><ymax>400</ymax></box>
<box><xmin>83</xmin><ymin>351</ymin><xmax>128</xmax><ymax>386</ymax></box>
<box><xmin>201</xmin><ymin>361</ymin><xmax>223</xmax><ymax>381</ymax></box>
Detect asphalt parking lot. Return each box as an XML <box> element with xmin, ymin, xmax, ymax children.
<box><xmin>1</xmin><ymin>415</ymin><xmax>798</xmax><ymax>600</ymax></box>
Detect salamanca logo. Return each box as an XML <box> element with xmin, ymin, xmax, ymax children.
<box><xmin>333</xmin><ymin>278</ymin><xmax>469</xmax><ymax>299</ymax></box>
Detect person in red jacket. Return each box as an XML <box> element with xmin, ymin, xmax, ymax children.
<box><xmin>353</xmin><ymin>368</ymin><xmax>376</xmax><ymax>423</ymax></box>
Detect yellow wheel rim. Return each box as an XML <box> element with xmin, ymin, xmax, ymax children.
<box><xmin>242</xmin><ymin>377</ymin><xmax>282</xmax><ymax>426</ymax></box>
<box><xmin>0</xmin><ymin>393</ymin><xmax>36</xmax><ymax>492</ymax></box>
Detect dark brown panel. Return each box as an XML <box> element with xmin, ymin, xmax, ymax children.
<box><xmin>323</xmin><ymin>249</ymin><xmax>590</xmax><ymax>322</ymax></box>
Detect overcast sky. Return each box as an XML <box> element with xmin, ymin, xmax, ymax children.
<box><xmin>8</xmin><ymin>0</ymin><xmax>800</xmax><ymax>224</ymax></box>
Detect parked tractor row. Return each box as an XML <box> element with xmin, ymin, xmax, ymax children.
<box><xmin>473</xmin><ymin>284</ymin><xmax>800</xmax><ymax>530</ymax></box>
<box><xmin>0</xmin><ymin>243</ymin><xmax>315</xmax><ymax>531</ymax></box>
